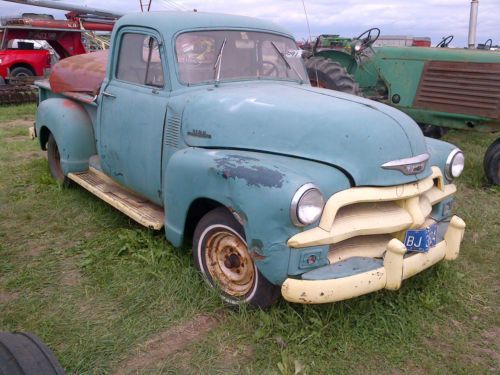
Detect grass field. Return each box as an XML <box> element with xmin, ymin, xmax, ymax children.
<box><xmin>0</xmin><ymin>103</ymin><xmax>498</xmax><ymax>374</ymax></box>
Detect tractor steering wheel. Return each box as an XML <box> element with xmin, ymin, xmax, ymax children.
<box><xmin>261</xmin><ymin>61</ymin><xmax>279</xmax><ymax>77</ymax></box>
<box><xmin>355</xmin><ymin>27</ymin><xmax>381</xmax><ymax>49</ymax></box>
<box><xmin>436</xmin><ymin>35</ymin><xmax>454</xmax><ymax>48</ymax></box>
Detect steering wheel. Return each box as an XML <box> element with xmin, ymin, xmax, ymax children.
<box><xmin>436</xmin><ymin>35</ymin><xmax>454</xmax><ymax>48</ymax></box>
<box><xmin>261</xmin><ymin>61</ymin><xmax>279</xmax><ymax>77</ymax></box>
<box><xmin>355</xmin><ymin>27</ymin><xmax>381</xmax><ymax>49</ymax></box>
<box><xmin>484</xmin><ymin>38</ymin><xmax>493</xmax><ymax>49</ymax></box>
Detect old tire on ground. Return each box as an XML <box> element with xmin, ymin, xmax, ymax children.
<box><xmin>10</xmin><ymin>67</ymin><xmax>34</xmax><ymax>78</ymax></box>
<box><xmin>483</xmin><ymin>138</ymin><xmax>500</xmax><ymax>185</ymax></box>
<box><xmin>0</xmin><ymin>332</ymin><xmax>65</xmax><ymax>375</ymax></box>
<box><xmin>47</xmin><ymin>134</ymin><xmax>71</xmax><ymax>187</ymax></box>
<box><xmin>304</xmin><ymin>56</ymin><xmax>359</xmax><ymax>95</ymax></box>
<box><xmin>193</xmin><ymin>207</ymin><xmax>280</xmax><ymax>308</ymax></box>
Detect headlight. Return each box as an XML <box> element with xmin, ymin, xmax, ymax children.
<box><xmin>445</xmin><ymin>149</ymin><xmax>465</xmax><ymax>180</ymax></box>
<box><xmin>354</xmin><ymin>41</ymin><xmax>362</xmax><ymax>51</ymax></box>
<box><xmin>290</xmin><ymin>183</ymin><xmax>324</xmax><ymax>227</ymax></box>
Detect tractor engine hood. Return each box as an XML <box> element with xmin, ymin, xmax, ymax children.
<box><xmin>182</xmin><ymin>82</ymin><xmax>431</xmax><ymax>186</ymax></box>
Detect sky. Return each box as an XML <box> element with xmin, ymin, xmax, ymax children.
<box><xmin>0</xmin><ymin>0</ymin><xmax>498</xmax><ymax>47</ymax></box>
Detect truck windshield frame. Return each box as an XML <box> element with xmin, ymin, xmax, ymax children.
<box><xmin>175</xmin><ymin>30</ymin><xmax>306</xmax><ymax>85</ymax></box>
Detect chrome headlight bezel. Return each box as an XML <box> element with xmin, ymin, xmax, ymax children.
<box><xmin>445</xmin><ymin>148</ymin><xmax>465</xmax><ymax>180</ymax></box>
<box><xmin>290</xmin><ymin>183</ymin><xmax>325</xmax><ymax>227</ymax></box>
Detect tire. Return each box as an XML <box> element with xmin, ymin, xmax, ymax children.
<box><xmin>483</xmin><ymin>138</ymin><xmax>500</xmax><ymax>185</ymax></box>
<box><xmin>0</xmin><ymin>332</ymin><xmax>65</xmax><ymax>375</ymax></box>
<box><xmin>418</xmin><ymin>124</ymin><xmax>448</xmax><ymax>139</ymax></box>
<box><xmin>304</xmin><ymin>56</ymin><xmax>359</xmax><ymax>95</ymax></box>
<box><xmin>10</xmin><ymin>67</ymin><xmax>34</xmax><ymax>78</ymax></box>
<box><xmin>47</xmin><ymin>134</ymin><xmax>71</xmax><ymax>187</ymax></box>
<box><xmin>193</xmin><ymin>207</ymin><xmax>280</xmax><ymax>308</ymax></box>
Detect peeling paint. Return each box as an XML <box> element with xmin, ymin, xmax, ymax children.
<box><xmin>215</xmin><ymin>154</ymin><xmax>284</xmax><ymax>188</ymax></box>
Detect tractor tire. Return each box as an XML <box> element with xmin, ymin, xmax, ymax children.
<box><xmin>0</xmin><ymin>332</ymin><xmax>65</xmax><ymax>375</ymax></box>
<box><xmin>304</xmin><ymin>56</ymin><xmax>359</xmax><ymax>95</ymax></box>
<box><xmin>483</xmin><ymin>138</ymin><xmax>500</xmax><ymax>185</ymax></box>
<box><xmin>10</xmin><ymin>67</ymin><xmax>34</xmax><ymax>78</ymax></box>
<box><xmin>418</xmin><ymin>124</ymin><xmax>448</xmax><ymax>139</ymax></box>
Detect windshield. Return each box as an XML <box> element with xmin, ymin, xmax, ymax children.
<box><xmin>175</xmin><ymin>30</ymin><xmax>307</xmax><ymax>85</ymax></box>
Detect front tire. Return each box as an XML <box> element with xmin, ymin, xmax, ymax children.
<box><xmin>47</xmin><ymin>133</ymin><xmax>71</xmax><ymax>187</ymax></box>
<box><xmin>304</xmin><ymin>56</ymin><xmax>359</xmax><ymax>95</ymax></box>
<box><xmin>193</xmin><ymin>207</ymin><xmax>280</xmax><ymax>308</ymax></box>
<box><xmin>483</xmin><ymin>138</ymin><xmax>500</xmax><ymax>185</ymax></box>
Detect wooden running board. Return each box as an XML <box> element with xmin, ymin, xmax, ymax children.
<box><xmin>68</xmin><ymin>168</ymin><xmax>164</xmax><ymax>230</ymax></box>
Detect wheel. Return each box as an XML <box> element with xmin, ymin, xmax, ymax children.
<box><xmin>436</xmin><ymin>35</ymin><xmax>454</xmax><ymax>48</ymax></box>
<box><xmin>305</xmin><ymin>57</ymin><xmax>359</xmax><ymax>95</ymax></box>
<box><xmin>10</xmin><ymin>67</ymin><xmax>34</xmax><ymax>78</ymax></box>
<box><xmin>483</xmin><ymin>138</ymin><xmax>500</xmax><ymax>185</ymax></box>
<box><xmin>418</xmin><ymin>124</ymin><xmax>448</xmax><ymax>139</ymax></box>
<box><xmin>354</xmin><ymin>27</ymin><xmax>381</xmax><ymax>49</ymax></box>
<box><xmin>193</xmin><ymin>207</ymin><xmax>280</xmax><ymax>308</ymax></box>
<box><xmin>0</xmin><ymin>332</ymin><xmax>65</xmax><ymax>375</ymax></box>
<box><xmin>47</xmin><ymin>134</ymin><xmax>71</xmax><ymax>187</ymax></box>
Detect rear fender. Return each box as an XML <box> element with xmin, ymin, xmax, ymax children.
<box><xmin>36</xmin><ymin>98</ymin><xmax>96</xmax><ymax>175</ymax></box>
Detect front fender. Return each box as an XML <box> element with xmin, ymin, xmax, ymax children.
<box><xmin>36</xmin><ymin>98</ymin><xmax>96</xmax><ymax>175</ymax></box>
<box><xmin>426</xmin><ymin>137</ymin><xmax>457</xmax><ymax>180</ymax></box>
<box><xmin>164</xmin><ymin>148</ymin><xmax>351</xmax><ymax>284</ymax></box>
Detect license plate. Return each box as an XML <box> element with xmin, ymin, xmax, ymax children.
<box><xmin>404</xmin><ymin>223</ymin><xmax>437</xmax><ymax>252</ymax></box>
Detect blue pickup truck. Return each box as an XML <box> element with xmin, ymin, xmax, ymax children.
<box><xmin>33</xmin><ymin>11</ymin><xmax>466</xmax><ymax>308</ymax></box>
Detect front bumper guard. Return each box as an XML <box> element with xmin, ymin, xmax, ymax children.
<box><xmin>281</xmin><ymin>215</ymin><xmax>465</xmax><ymax>304</ymax></box>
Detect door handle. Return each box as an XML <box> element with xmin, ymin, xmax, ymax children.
<box><xmin>102</xmin><ymin>91</ymin><xmax>116</xmax><ymax>98</ymax></box>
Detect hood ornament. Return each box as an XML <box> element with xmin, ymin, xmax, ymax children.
<box><xmin>381</xmin><ymin>153</ymin><xmax>429</xmax><ymax>175</ymax></box>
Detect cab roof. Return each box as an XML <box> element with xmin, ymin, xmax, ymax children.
<box><xmin>114</xmin><ymin>11</ymin><xmax>294</xmax><ymax>38</ymax></box>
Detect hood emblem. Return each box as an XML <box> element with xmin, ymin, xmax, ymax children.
<box><xmin>381</xmin><ymin>153</ymin><xmax>429</xmax><ymax>175</ymax></box>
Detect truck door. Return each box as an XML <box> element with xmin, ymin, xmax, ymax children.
<box><xmin>98</xmin><ymin>30</ymin><xmax>168</xmax><ymax>205</ymax></box>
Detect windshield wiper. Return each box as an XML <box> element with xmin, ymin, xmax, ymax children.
<box><xmin>213</xmin><ymin>37</ymin><xmax>227</xmax><ymax>84</ymax></box>
<box><xmin>270</xmin><ymin>41</ymin><xmax>304</xmax><ymax>82</ymax></box>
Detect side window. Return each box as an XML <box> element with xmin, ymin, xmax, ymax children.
<box><xmin>116</xmin><ymin>33</ymin><xmax>165</xmax><ymax>88</ymax></box>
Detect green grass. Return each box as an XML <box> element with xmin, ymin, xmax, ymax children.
<box><xmin>0</xmin><ymin>104</ymin><xmax>498</xmax><ymax>374</ymax></box>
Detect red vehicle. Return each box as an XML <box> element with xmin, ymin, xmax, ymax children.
<box><xmin>0</xmin><ymin>16</ymin><xmax>114</xmax><ymax>83</ymax></box>
<box><xmin>0</xmin><ymin>45</ymin><xmax>51</xmax><ymax>81</ymax></box>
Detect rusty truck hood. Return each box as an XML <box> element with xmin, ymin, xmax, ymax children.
<box><xmin>181</xmin><ymin>82</ymin><xmax>431</xmax><ymax>186</ymax></box>
<box><xmin>49</xmin><ymin>50</ymin><xmax>107</xmax><ymax>95</ymax></box>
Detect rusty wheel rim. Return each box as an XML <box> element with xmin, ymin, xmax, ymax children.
<box><xmin>205</xmin><ymin>230</ymin><xmax>255</xmax><ymax>297</ymax></box>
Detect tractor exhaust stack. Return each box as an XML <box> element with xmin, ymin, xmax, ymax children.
<box><xmin>468</xmin><ymin>0</ymin><xmax>479</xmax><ymax>49</ymax></box>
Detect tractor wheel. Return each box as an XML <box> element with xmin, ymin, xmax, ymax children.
<box><xmin>0</xmin><ymin>332</ymin><xmax>65</xmax><ymax>375</ymax></box>
<box><xmin>418</xmin><ymin>124</ymin><xmax>448</xmax><ymax>139</ymax></box>
<box><xmin>193</xmin><ymin>207</ymin><xmax>280</xmax><ymax>309</ymax></box>
<box><xmin>10</xmin><ymin>67</ymin><xmax>34</xmax><ymax>78</ymax></box>
<box><xmin>304</xmin><ymin>57</ymin><xmax>359</xmax><ymax>95</ymax></box>
<box><xmin>483</xmin><ymin>138</ymin><xmax>500</xmax><ymax>185</ymax></box>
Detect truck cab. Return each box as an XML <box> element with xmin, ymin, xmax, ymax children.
<box><xmin>34</xmin><ymin>11</ymin><xmax>466</xmax><ymax>308</ymax></box>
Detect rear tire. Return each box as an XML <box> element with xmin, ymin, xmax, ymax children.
<box><xmin>10</xmin><ymin>67</ymin><xmax>34</xmax><ymax>78</ymax></box>
<box><xmin>0</xmin><ymin>332</ymin><xmax>65</xmax><ymax>375</ymax></box>
<box><xmin>47</xmin><ymin>134</ymin><xmax>71</xmax><ymax>187</ymax></box>
<box><xmin>304</xmin><ymin>56</ymin><xmax>359</xmax><ymax>95</ymax></box>
<box><xmin>483</xmin><ymin>138</ymin><xmax>500</xmax><ymax>185</ymax></box>
<box><xmin>193</xmin><ymin>207</ymin><xmax>280</xmax><ymax>309</ymax></box>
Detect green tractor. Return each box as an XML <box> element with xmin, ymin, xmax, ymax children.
<box><xmin>302</xmin><ymin>29</ymin><xmax>500</xmax><ymax>184</ymax></box>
